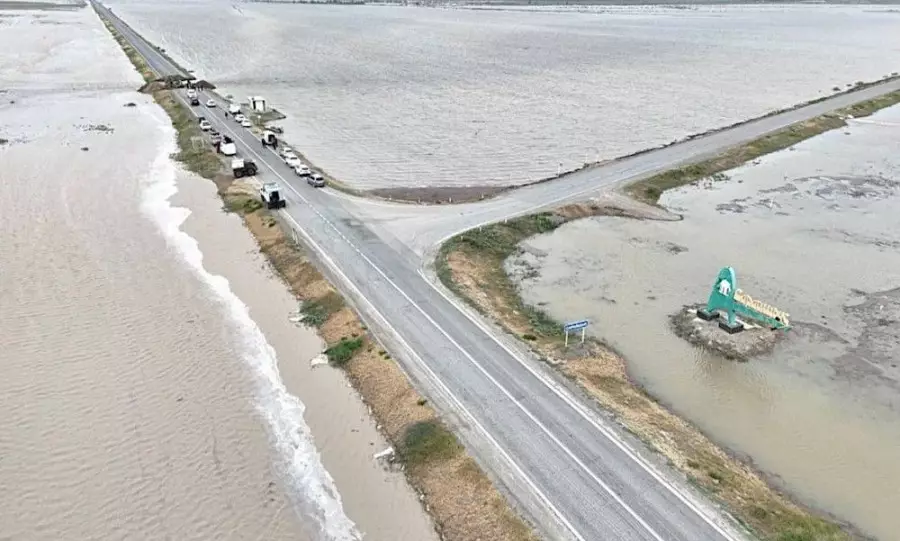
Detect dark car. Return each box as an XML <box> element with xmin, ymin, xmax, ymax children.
<box><xmin>307</xmin><ymin>173</ymin><xmax>325</xmax><ymax>188</ymax></box>
<box><xmin>190</xmin><ymin>97</ymin><xmax>200</xmax><ymax>106</ymax></box>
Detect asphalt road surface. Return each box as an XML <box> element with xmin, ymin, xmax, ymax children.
<box><xmin>92</xmin><ymin>3</ymin><xmax>900</xmax><ymax>539</ymax></box>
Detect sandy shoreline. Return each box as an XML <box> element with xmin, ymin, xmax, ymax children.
<box><xmin>173</xmin><ymin>163</ymin><xmax>437</xmax><ymax>541</ymax></box>
<box><xmin>1</xmin><ymin>5</ymin><xmax>436</xmax><ymax>540</ymax></box>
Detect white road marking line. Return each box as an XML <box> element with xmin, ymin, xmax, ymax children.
<box><xmin>198</xmin><ymin>92</ymin><xmax>669</xmax><ymax>541</ymax></box>
<box><xmin>417</xmin><ymin>269</ymin><xmax>740</xmax><ymax>540</ymax></box>
<box><xmin>277</xmin><ymin>211</ymin><xmax>586</xmax><ymax>541</ymax></box>
<box><xmin>179</xmin><ymin>92</ymin><xmax>595</xmax><ymax>539</ymax></box>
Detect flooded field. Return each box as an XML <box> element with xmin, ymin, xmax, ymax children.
<box><xmin>106</xmin><ymin>0</ymin><xmax>900</xmax><ymax>190</ymax></box>
<box><xmin>507</xmin><ymin>104</ymin><xmax>900</xmax><ymax>540</ymax></box>
<box><xmin>0</xmin><ymin>6</ymin><xmax>433</xmax><ymax>541</ymax></box>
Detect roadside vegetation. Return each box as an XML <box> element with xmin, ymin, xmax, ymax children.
<box><xmin>628</xmin><ymin>89</ymin><xmax>900</xmax><ymax>204</ymax></box>
<box><xmin>99</xmin><ymin>10</ymin><xmax>536</xmax><ymax>541</ymax></box>
<box><xmin>429</xmin><ymin>87</ymin><xmax>900</xmax><ymax>538</ymax></box>
<box><xmin>437</xmin><ymin>207</ymin><xmax>857</xmax><ymax>541</ymax></box>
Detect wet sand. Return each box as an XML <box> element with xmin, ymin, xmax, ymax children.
<box><xmin>508</xmin><ymin>105</ymin><xmax>900</xmax><ymax>539</ymax></box>
<box><xmin>0</xmin><ymin>6</ymin><xmax>434</xmax><ymax>541</ymax></box>
<box><xmin>174</xmin><ymin>169</ymin><xmax>436</xmax><ymax>541</ymax></box>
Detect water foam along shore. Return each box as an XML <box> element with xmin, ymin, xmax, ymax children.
<box><xmin>94</xmin><ymin>4</ymin><xmax>542</xmax><ymax>540</ymax></box>
<box><xmin>122</xmin><ymin>33</ymin><xmax>438</xmax><ymax>541</ymax></box>
<box><xmin>1</xmin><ymin>4</ymin><xmax>435</xmax><ymax>540</ymax></box>
<box><xmin>149</xmin><ymin>117</ymin><xmax>439</xmax><ymax>541</ymax></box>
<box><xmin>139</xmin><ymin>120</ymin><xmax>362</xmax><ymax>540</ymax></box>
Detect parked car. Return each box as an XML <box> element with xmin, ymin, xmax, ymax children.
<box><xmin>199</xmin><ymin>119</ymin><xmax>211</xmax><ymax>131</ymax></box>
<box><xmin>187</xmin><ymin>89</ymin><xmax>197</xmax><ymax>99</ymax></box>
<box><xmin>240</xmin><ymin>118</ymin><xmax>252</xmax><ymax>128</ymax></box>
<box><xmin>228</xmin><ymin>103</ymin><xmax>241</xmax><ymax>115</ymax></box>
<box><xmin>285</xmin><ymin>156</ymin><xmax>302</xmax><ymax>169</ymax></box>
<box><xmin>234</xmin><ymin>113</ymin><xmax>246</xmax><ymax>123</ymax></box>
<box><xmin>293</xmin><ymin>164</ymin><xmax>310</xmax><ymax>176</ymax></box>
<box><xmin>206</xmin><ymin>99</ymin><xmax>216</xmax><ymax>107</ymax></box>
<box><xmin>307</xmin><ymin>173</ymin><xmax>325</xmax><ymax>188</ymax></box>
<box><xmin>278</xmin><ymin>146</ymin><xmax>294</xmax><ymax>159</ymax></box>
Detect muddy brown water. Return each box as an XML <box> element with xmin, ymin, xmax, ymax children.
<box><xmin>508</xmin><ymin>105</ymin><xmax>900</xmax><ymax>540</ymax></box>
<box><xmin>108</xmin><ymin>0</ymin><xmax>900</xmax><ymax>190</ymax></box>
<box><xmin>1</xmin><ymin>7</ymin><xmax>435</xmax><ymax>541</ymax></box>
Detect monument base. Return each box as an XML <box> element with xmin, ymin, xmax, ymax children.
<box><xmin>718</xmin><ymin>319</ymin><xmax>745</xmax><ymax>334</ymax></box>
<box><xmin>697</xmin><ymin>308</ymin><xmax>719</xmax><ymax>321</ymax></box>
<box><xmin>672</xmin><ymin>305</ymin><xmax>780</xmax><ymax>362</ymax></box>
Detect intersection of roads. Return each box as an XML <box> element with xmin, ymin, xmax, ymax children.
<box><xmin>93</xmin><ymin>4</ymin><xmax>900</xmax><ymax>538</ymax></box>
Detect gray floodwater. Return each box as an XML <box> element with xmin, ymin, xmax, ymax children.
<box><xmin>508</xmin><ymin>104</ymin><xmax>900</xmax><ymax>540</ymax></box>
<box><xmin>106</xmin><ymin>0</ymin><xmax>900</xmax><ymax>190</ymax></box>
<box><xmin>0</xmin><ymin>6</ymin><xmax>435</xmax><ymax>541</ymax></box>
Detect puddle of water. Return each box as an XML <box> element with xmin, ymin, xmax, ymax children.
<box><xmin>509</xmin><ymin>105</ymin><xmax>900</xmax><ymax>540</ymax></box>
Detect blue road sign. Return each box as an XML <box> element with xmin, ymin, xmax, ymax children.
<box><xmin>563</xmin><ymin>320</ymin><xmax>589</xmax><ymax>332</ymax></box>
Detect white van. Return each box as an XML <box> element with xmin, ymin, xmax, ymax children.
<box><xmin>228</xmin><ymin>103</ymin><xmax>241</xmax><ymax>115</ymax></box>
<box><xmin>219</xmin><ymin>141</ymin><xmax>236</xmax><ymax>156</ymax></box>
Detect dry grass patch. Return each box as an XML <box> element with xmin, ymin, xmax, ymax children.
<box><xmin>241</xmin><ymin>210</ymin><xmax>536</xmax><ymax>541</ymax></box>
<box><xmin>437</xmin><ymin>210</ymin><xmax>855</xmax><ymax>541</ymax></box>
<box><xmin>102</xmin><ymin>12</ymin><xmax>537</xmax><ymax>538</ymax></box>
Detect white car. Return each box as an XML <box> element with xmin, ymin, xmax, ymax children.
<box><xmin>228</xmin><ymin>103</ymin><xmax>241</xmax><ymax>115</ymax></box>
<box><xmin>206</xmin><ymin>99</ymin><xmax>216</xmax><ymax>107</ymax></box>
<box><xmin>285</xmin><ymin>156</ymin><xmax>302</xmax><ymax>168</ymax></box>
<box><xmin>199</xmin><ymin>120</ymin><xmax>211</xmax><ymax>131</ymax></box>
<box><xmin>240</xmin><ymin>118</ymin><xmax>252</xmax><ymax>128</ymax></box>
<box><xmin>187</xmin><ymin>89</ymin><xmax>197</xmax><ymax>99</ymax></box>
<box><xmin>234</xmin><ymin>113</ymin><xmax>245</xmax><ymax>123</ymax></box>
<box><xmin>293</xmin><ymin>164</ymin><xmax>310</xmax><ymax>176</ymax></box>
<box><xmin>281</xmin><ymin>150</ymin><xmax>297</xmax><ymax>162</ymax></box>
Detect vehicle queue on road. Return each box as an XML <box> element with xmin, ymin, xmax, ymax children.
<box><xmin>187</xmin><ymin>87</ymin><xmax>327</xmax><ymax>190</ymax></box>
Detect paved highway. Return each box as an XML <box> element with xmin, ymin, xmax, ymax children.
<box><xmin>95</xmin><ymin>4</ymin><xmax>745</xmax><ymax>540</ymax></box>
<box><xmin>93</xmin><ymin>3</ymin><xmax>900</xmax><ymax>539</ymax></box>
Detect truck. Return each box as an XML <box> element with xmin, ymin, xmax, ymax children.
<box><xmin>231</xmin><ymin>158</ymin><xmax>258</xmax><ymax>178</ymax></box>
<box><xmin>261</xmin><ymin>130</ymin><xmax>277</xmax><ymax>148</ymax></box>
<box><xmin>259</xmin><ymin>182</ymin><xmax>287</xmax><ymax>209</ymax></box>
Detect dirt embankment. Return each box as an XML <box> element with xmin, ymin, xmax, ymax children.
<box><xmin>436</xmin><ymin>200</ymin><xmax>860</xmax><ymax>541</ymax></box>
<box><xmin>158</xmin><ymin>90</ymin><xmax>537</xmax><ymax>541</ymax></box>
<box><xmin>162</xmin><ymin>91</ymin><xmax>536</xmax><ymax>541</ymax></box>
<box><xmin>241</xmin><ymin>207</ymin><xmax>535</xmax><ymax>541</ymax></box>
<box><xmin>231</xmin><ymin>188</ymin><xmax>524</xmax><ymax>541</ymax></box>
<box><xmin>359</xmin><ymin>76</ymin><xmax>900</xmax><ymax>206</ymax></box>
<box><xmin>98</xmin><ymin>10</ymin><xmax>538</xmax><ymax>541</ymax></box>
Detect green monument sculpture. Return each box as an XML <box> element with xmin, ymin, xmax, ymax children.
<box><xmin>697</xmin><ymin>267</ymin><xmax>791</xmax><ymax>334</ymax></box>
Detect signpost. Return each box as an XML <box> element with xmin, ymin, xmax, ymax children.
<box><xmin>563</xmin><ymin>319</ymin><xmax>589</xmax><ymax>348</ymax></box>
